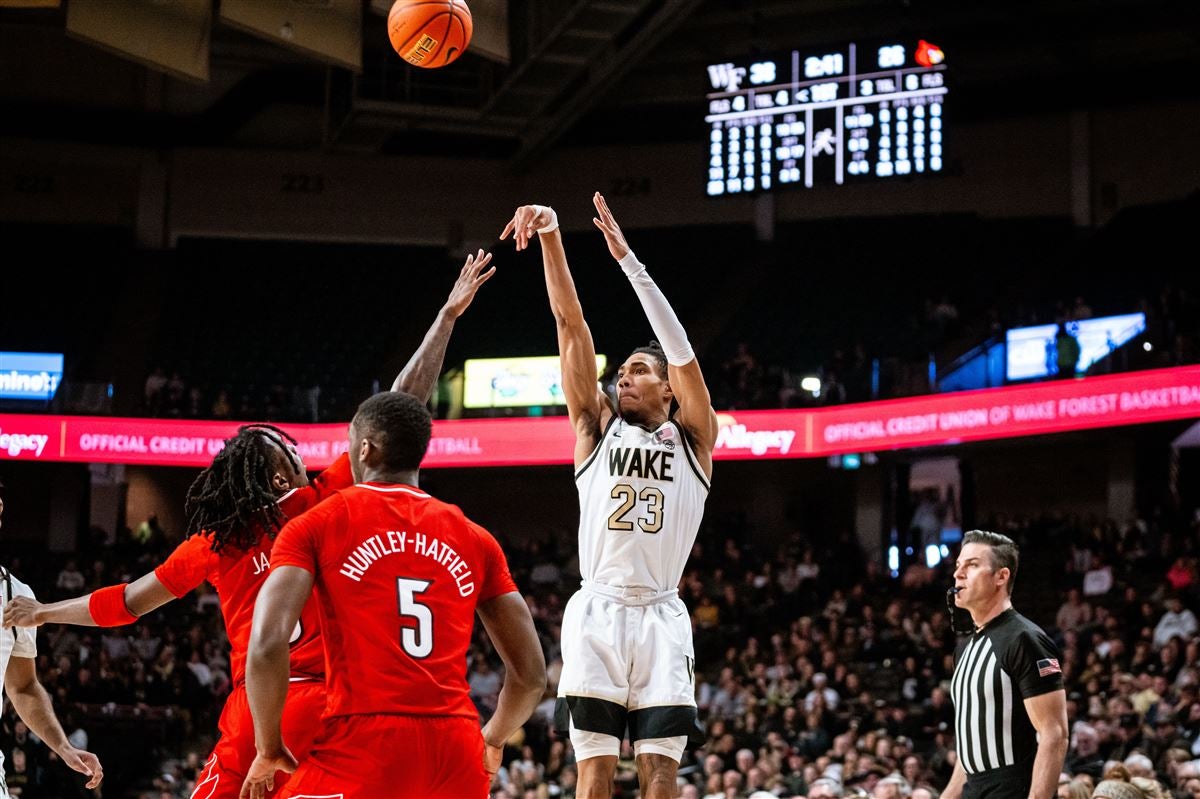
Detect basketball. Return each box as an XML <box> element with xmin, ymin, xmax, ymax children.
<box><xmin>388</xmin><ymin>0</ymin><xmax>473</xmax><ymax>69</ymax></box>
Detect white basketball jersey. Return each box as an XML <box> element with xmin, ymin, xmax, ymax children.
<box><xmin>575</xmin><ymin>417</ymin><xmax>709</xmax><ymax>591</ymax></box>
<box><xmin>0</xmin><ymin>567</ymin><xmax>38</xmax><ymax>781</ymax></box>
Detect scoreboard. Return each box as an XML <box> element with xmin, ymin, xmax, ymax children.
<box><xmin>705</xmin><ymin>39</ymin><xmax>948</xmax><ymax>196</ymax></box>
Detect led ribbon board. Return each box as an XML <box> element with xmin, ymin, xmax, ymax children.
<box><xmin>1</xmin><ymin>367</ymin><xmax>1197</xmax><ymax>468</ymax></box>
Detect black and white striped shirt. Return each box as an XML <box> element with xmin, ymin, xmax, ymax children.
<box><xmin>950</xmin><ymin>608</ymin><xmax>1064</xmax><ymax>776</ymax></box>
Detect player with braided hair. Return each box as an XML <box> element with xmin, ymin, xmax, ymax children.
<box><xmin>183</xmin><ymin>422</ymin><xmax>303</xmax><ymax>554</ymax></box>
<box><xmin>3</xmin><ymin>250</ymin><xmax>496</xmax><ymax>799</ymax></box>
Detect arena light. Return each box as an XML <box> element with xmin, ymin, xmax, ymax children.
<box><xmin>800</xmin><ymin>376</ymin><xmax>822</xmax><ymax>393</ymax></box>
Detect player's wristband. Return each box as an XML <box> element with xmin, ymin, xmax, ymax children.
<box><xmin>532</xmin><ymin>205</ymin><xmax>559</xmax><ymax>235</ymax></box>
<box><xmin>89</xmin><ymin>584</ymin><xmax>138</xmax><ymax>627</ymax></box>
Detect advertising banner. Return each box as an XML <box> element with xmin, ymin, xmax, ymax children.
<box><xmin>1</xmin><ymin>366</ymin><xmax>1197</xmax><ymax>469</ymax></box>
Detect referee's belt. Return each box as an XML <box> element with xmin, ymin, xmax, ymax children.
<box><xmin>581</xmin><ymin>581</ymin><xmax>679</xmax><ymax>606</ymax></box>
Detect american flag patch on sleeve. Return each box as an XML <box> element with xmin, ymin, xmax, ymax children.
<box><xmin>1037</xmin><ymin>658</ymin><xmax>1061</xmax><ymax>677</ymax></box>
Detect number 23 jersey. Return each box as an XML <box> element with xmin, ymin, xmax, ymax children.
<box><xmin>575</xmin><ymin>418</ymin><xmax>710</xmax><ymax>592</ymax></box>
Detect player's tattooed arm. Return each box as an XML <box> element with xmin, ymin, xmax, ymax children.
<box><xmin>391</xmin><ymin>249</ymin><xmax>496</xmax><ymax>403</ymax></box>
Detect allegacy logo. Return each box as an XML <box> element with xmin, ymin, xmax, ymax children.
<box><xmin>0</xmin><ymin>427</ymin><xmax>50</xmax><ymax>457</ymax></box>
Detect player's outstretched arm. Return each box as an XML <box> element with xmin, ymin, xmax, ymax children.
<box><xmin>476</xmin><ymin>591</ymin><xmax>547</xmax><ymax>775</ymax></box>
<box><xmin>242</xmin><ymin>565</ymin><xmax>312</xmax><ymax>799</ymax></box>
<box><xmin>5</xmin><ymin>657</ymin><xmax>103</xmax><ymax>790</ymax></box>
<box><xmin>592</xmin><ymin>192</ymin><xmax>719</xmax><ymax>472</ymax></box>
<box><xmin>391</xmin><ymin>249</ymin><xmax>497</xmax><ymax>402</ymax></box>
<box><xmin>2</xmin><ymin>572</ymin><xmax>179</xmax><ymax>629</ymax></box>
<box><xmin>502</xmin><ymin>204</ymin><xmax>612</xmax><ymax>465</ymax></box>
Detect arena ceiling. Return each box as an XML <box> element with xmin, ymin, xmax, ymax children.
<box><xmin>0</xmin><ymin>0</ymin><xmax>1196</xmax><ymax>169</ymax></box>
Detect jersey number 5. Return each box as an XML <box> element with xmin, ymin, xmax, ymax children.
<box><xmin>396</xmin><ymin>577</ymin><xmax>434</xmax><ymax>658</ymax></box>
<box><xmin>607</xmin><ymin>483</ymin><xmax>664</xmax><ymax>534</ymax></box>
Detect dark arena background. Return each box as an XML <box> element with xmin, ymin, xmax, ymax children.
<box><xmin>2</xmin><ymin>1</ymin><xmax>1200</xmax><ymax>797</ymax></box>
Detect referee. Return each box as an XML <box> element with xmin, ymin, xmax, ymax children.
<box><xmin>941</xmin><ymin>531</ymin><xmax>1068</xmax><ymax>799</ymax></box>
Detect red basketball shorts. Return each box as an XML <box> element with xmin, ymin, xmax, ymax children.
<box><xmin>279</xmin><ymin>714</ymin><xmax>487</xmax><ymax>799</ymax></box>
<box><xmin>191</xmin><ymin>679</ymin><xmax>326</xmax><ymax>799</ymax></box>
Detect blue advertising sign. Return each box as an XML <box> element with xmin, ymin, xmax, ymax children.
<box><xmin>0</xmin><ymin>352</ymin><xmax>64</xmax><ymax>400</ymax></box>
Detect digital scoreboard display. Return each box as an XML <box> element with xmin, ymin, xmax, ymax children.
<box><xmin>705</xmin><ymin>39</ymin><xmax>948</xmax><ymax>196</ymax></box>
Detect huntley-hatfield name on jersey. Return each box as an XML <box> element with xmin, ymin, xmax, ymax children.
<box><xmin>338</xmin><ymin>530</ymin><xmax>476</xmax><ymax>596</ymax></box>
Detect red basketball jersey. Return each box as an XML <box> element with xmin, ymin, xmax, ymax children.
<box><xmin>154</xmin><ymin>454</ymin><xmax>353</xmax><ymax>685</ymax></box>
<box><xmin>269</xmin><ymin>482</ymin><xmax>518</xmax><ymax>720</ymax></box>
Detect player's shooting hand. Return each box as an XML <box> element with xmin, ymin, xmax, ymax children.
<box><xmin>239</xmin><ymin>748</ymin><xmax>298</xmax><ymax>799</ymax></box>
<box><xmin>500</xmin><ymin>205</ymin><xmax>555</xmax><ymax>252</ymax></box>
<box><xmin>443</xmin><ymin>249</ymin><xmax>496</xmax><ymax>318</ymax></box>
<box><xmin>59</xmin><ymin>746</ymin><xmax>103</xmax><ymax>789</ymax></box>
<box><xmin>484</xmin><ymin>742</ymin><xmax>503</xmax><ymax>776</ymax></box>
<box><xmin>1</xmin><ymin>596</ymin><xmax>44</xmax><ymax>628</ymax></box>
<box><xmin>592</xmin><ymin>192</ymin><xmax>631</xmax><ymax>261</ymax></box>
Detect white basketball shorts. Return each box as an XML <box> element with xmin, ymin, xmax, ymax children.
<box><xmin>554</xmin><ymin>583</ymin><xmax>700</xmax><ymax>757</ymax></box>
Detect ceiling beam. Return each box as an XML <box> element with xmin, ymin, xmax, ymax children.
<box><xmin>510</xmin><ymin>0</ymin><xmax>704</xmax><ymax>171</ymax></box>
<box><xmin>349</xmin><ymin>97</ymin><xmax>524</xmax><ymax>138</ymax></box>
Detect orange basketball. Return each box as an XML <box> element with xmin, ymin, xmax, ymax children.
<box><xmin>387</xmin><ymin>0</ymin><xmax>472</xmax><ymax>69</ymax></box>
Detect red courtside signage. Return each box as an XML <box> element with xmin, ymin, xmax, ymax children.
<box><xmin>1</xmin><ymin>366</ymin><xmax>1198</xmax><ymax>469</ymax></box>
<box><xmin>0</xmin><ymin>416</ymin><xmax>575</xmax><ymax>469</ymax></box>
<box><xmin>807</xmin><ymin>364</ymin><xmax>1200</xmax><ymax>455</ymax></box>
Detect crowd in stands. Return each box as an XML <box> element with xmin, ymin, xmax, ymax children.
<box><xmin>3</xmin><ymin>501</ymin><xmax>1200</xmax><ymax>798</ymax></box>
<box><xmin>6</xmin><ymin>195</ymin><xmax>1194</xmax><ymax>424</ymax></box>
<box><xmin>142</xmin><ymin>367</ymin><xmax>324</xmax><ymax>424</ymax></box>
<box><xmin>135</xmin><ymin>281</ymin><xmax>1198</xmax><ymax>424</ymax></box>
<box><xmin>471</xmin><ymin>506</ymin><xmax>1200</xmax><ymax>799</ymax></box>
<box><xmin>1</xmin><ymin>525</ymin><xmax>230</xmax><ymax>798</ymax></box>
<box><xmin>708</xmin><ymin>283</ymin><xmax>1199</xmax><ymax>412</ymax></box>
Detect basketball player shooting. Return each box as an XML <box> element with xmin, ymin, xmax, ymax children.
<box><xmin>501</xmin><ymin>193</ymin><xmax>719</xmax><ymax>799</ymax></box>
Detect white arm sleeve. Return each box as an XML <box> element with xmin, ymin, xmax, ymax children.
<box><xmin>618</xmin><ymin>251</ymin><xmax>695</xmax><ymax>367</ymax></box>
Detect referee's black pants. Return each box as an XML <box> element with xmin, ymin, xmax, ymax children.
<box><xmin>963</xmin><ymin>761</ymin><xmax>1033</xmax><ymax>799</ymax></box>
